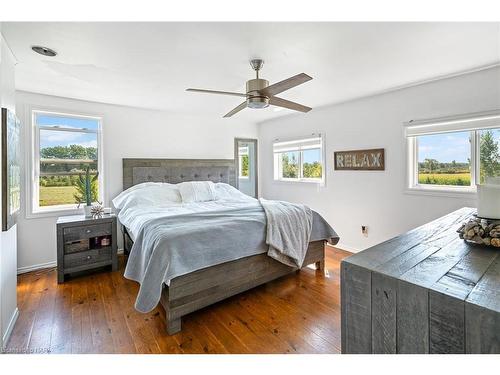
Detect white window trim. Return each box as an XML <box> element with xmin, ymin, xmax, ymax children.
<box><xmin>404</xmin><ymin>110</ymin><xmax>500</xmax><ymax>198</ymax></box>
<box><xmin>25</xmin><ymin>105</ymin><xmax>105</xmax><ymax>219</ymax></box>
<box><xmin>273</xmin><ymin>133</ymin><xmax>326</xmax><ymax>186</ymax></box>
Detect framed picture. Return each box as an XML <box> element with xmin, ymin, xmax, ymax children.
<box><xmin>2</xmin><ymin>108</ymin><xmax>21</xmax><ymax>231</ymax></box>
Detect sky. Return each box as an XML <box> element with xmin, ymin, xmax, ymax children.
<box><xmin>418</xmin><ymin>129</ymin><xmax>500</xmax><ymax>163</ymax></box>
<box><xmin>283</xmin><ymin>149</ymin><xmax>321</xmax><ymax>164</ymax></box>
<box><xmin>37</xmin><ymin>114</ymin><xmax>99</xmax><ymax>149</ymax></box>
<box><xmin>418</xmin><ymin>132</ymin><xmax>470</xmax><ymax>163</ymax></box>
<box><xmin>303</xmin><ymin>148</ymin><xmax>321</xmax><ymax>163</ymax></box>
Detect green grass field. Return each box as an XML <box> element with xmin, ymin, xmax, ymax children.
<box><xmin>39</xmin><ymin>186</ymin><xmax>78</xmax><ymax>206</ymax></box>
<box><xmin>418</xmin><ymin>173</ymin><xmax>471</xmax><ymax>186</ymax></box>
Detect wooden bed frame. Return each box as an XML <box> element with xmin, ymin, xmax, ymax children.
<box><xmin>121</xmin><ymin>158</ymin><xmax>329</xmax><ymax>334</ymax></box>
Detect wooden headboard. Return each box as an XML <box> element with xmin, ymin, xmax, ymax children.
<box><xmin>122</xmin><ymin>158</ymin><xmax>236</xmax><ymax>190</ymax></box>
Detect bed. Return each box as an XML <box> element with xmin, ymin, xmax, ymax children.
<box><xmin>117</xmin><ymin>158</ymin><xmax>339</xmax><ymax>334</ymax></box>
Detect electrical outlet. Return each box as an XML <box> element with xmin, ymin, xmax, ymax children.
<box><xmin>361</xmin><ymin>225</ymin><xmax>368</xmax><ymax>236</ymax></box>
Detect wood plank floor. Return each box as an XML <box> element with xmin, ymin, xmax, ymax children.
<box><xmin>7</xmin><ymin>246</ymin><xmax>351</xmax><ymax>354</ymax></box>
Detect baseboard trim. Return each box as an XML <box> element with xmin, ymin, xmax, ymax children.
<box><xmin>17</xmin><ymin>261</ymin><xmax>56</xmax><ymax>275</ymax></box>
<box><xmin>334</xmin><ymin>242</ymin><xmax>361</xmax><ymax>253</ymax></box>
<box><xmin>2</xmin><ymin>307</ymin><xmax>19</xmax><ymax>346</ymax></box>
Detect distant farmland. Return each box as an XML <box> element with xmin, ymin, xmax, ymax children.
<box><xmin>418</xmin><ymin>172</ymin><xmax>470</xmax><ymax>186</ymax></box>
<box><xmin>39</xmin><ymin>186</ymin><xmax>77</xmax><ymax>206</ymax></box>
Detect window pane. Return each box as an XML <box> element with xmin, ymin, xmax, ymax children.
<box><xmin>417</xmin><ymin>131</ymin><xmax>471</xmax><ymax>186</ymax></box>
<box><xmin>36</xmin><ymin>113</ymin><xmax>99</xmax><ymax>131</ymax></box>
<box><xmin>281</xmin><ymin>151</ymin><xmax>299</xmax><ymax>178</ymax></box>
<box><xmin>302</xmin><ymin>148</ymin><xmax>322</xmax><ymax>178</ymax></box>
<box><xmin>240</xmin><ymin>155</ymin><xmax>249</xmax><ymax>177</ymax></box>
<box><xmin>239</xmin><ymin>146</ymin><xmax>249</xmax><ymax>178</ymax></box>
<box><xmin>40</xmin><ymin>129</ymin><xmax>98</xmax><ymax>174</ymax></box>
<box><xmin>36</xmin><ymin>114</ymin><xmax>100</xmax><ymax>208</ymax></box>
<box><xmin>479</xmin><ymin>128</ymin><xmax>500</xmax><ymax>183</ymax></box>
<box><xmin>40</xmin><ymin>129</ymin><xmax>98</xmax><ymax>154</ymax></box>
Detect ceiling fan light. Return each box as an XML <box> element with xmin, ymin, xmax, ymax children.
<box><xmin>247</xmin><ymin>96</ymin><xmax>269</xmax><ymax>109</ymax></box>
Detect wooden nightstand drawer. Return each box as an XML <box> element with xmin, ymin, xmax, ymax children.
<box><xmin>64</xmin><ymin>248</ymin><xmax>112</xmax><ymax>270</ymax></box>
<box><xmin>64</xmin><ymin>223</ymin><xmax>112</xmax><ymax>242</ymax></box>
<box><xmin>64</xmin><ymin>239</ymin><xmax>90</xmax><ymax>254</ymax></box>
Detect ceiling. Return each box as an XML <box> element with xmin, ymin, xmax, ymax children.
<box><xmin>3</xmin><ymin>22</ymin><xmax>500</xmax><ymax>121</ymax></box>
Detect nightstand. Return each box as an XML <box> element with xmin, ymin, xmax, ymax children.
<box><xmin>56</xmin><ymin>214</ymin><xmax>118</xmax><ymax>283</ymax></box>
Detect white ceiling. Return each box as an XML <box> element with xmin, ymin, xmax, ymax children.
<box><xmin>3</xmin><ymin>22</ymin><xmax>500</xmax><ymax>121</ymax></box>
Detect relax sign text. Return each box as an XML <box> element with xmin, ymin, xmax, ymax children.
<box><xmin>334</xmin><ymin>148</ymin><xmax>385</xmax><ymax>170</ymax></box>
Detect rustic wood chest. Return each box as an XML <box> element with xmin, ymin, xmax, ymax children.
<box><xmin>341</xmin><ymin>207</ymin><xmax>499</xmax><ymax>354</ymax></box>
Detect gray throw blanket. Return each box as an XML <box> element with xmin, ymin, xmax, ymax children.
<box><xmin>260</xmin><ymin>198</ymin><xmax>313</xmax><ymax>268</ymax></box>
<box><xmin>124</xmin><ymin>201</ymin><xmax>338</xmax><ymax>313</ymax></box>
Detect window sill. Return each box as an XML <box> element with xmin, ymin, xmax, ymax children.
<box><xmin>404</xmin><ymin>186</ymin><xmax>477</xmax><ymax>199</ymax></box>
<box><xmin>273</xmin><ymin>178</ymin><xmax>324</xmax><ymax>186</ymax></box>
<box><xmin>26</xmin><ymin>205</ymin><xmax>84</xmax><ymax>219</ymax></box>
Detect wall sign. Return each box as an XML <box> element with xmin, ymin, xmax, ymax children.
<box><xmin>334</xmin><ymin>148</ymin><xmax>385</xmax><ymax>171</ymax></box>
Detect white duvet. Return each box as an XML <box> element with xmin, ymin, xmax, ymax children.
<box><xmin>113</xmin><ymin>182</ymin><xmax>258</xmax><ymax>241</ymax></box>
<box><xmin>113</xmin><ymin>181</ymin><xmax>339</xmax><ymax>312</ymax></box>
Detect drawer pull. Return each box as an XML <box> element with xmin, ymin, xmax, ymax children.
<box><xmin>86</xmin><ymin>255</ymin><xmax>92</xmax><ymax>260</ymax></box>
<box><xmin>86</xmin><ymin>229</ymin><xmax>91</xmax><ymax>233</ymax></box>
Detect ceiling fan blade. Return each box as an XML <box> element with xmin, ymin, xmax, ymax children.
<box><xmin>269</xmin><ymin>96</ymin><xmax>312</xmax><ymax>113</ymax></box>
<box><xmin>186</xmin><ymin>88</ymin><xmax>247</xmax><ymax>97</ymax></box>
<box><xmin>223</xmin><ymin>101</ymin><xmax>247</xmax><ymax>118</ymax></box>
<box><xmin>259</xmin><ymin>73</ymin><xmax>312</xmax><ymax>97</ymax></box>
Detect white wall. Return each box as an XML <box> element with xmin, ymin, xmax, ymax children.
<box><xmin>12</xmin><ymin>65</ymin><xmax>500</xmax><ymax>270</ymax></box>
<box><xmin>0</xmin><ymin>29</ymin><xmax>18</xmax><ymax>346</ymax></box>
<box><xmin>15</xmin><ymin>91</ymin><xmax>258</xmax><ymax>271</ymax></box>
<box><xmin>258</xmin><ymin>66</ymin><xmax>500</xmax><ymax>252</ymax></box>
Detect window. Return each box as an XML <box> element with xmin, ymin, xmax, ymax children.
<box><xmin>30</xmin><ymin>110</ymin><xmax>103</xmax><ymax>214</ymax></box>
<box><xmin>406</xmin><ymin>112</ymin><xmax>500</xmax><ymax>193</ymax></box>
<box><xmin>416</xmin><ymin>132</ymin><xmax>472</xmax><ymax>187</ymax></box>
<box><xmin>238</xmin><ymin>146</ymin><xmax>249</xmax><ymax>179</ymax></box>
<box><xmin>273</xmin><ymin>134</ymin><xmax>324</xmax><ymax>183</ymax></box>
<box><xmin>479</xmin><ymin>128</ymin><xmax>500</xmax><ymax>183</ymax></box>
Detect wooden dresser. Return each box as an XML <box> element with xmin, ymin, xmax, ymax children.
<box><xmin>56</xmin><ymin>214</ymin><xmax>118</xmax><ymax>283</ymax></box>
<box><xmin>341</xmin><ymin>207</ymin><xmax>499</xmax><ymax>354</ymax></box>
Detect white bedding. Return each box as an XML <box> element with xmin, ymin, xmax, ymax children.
<box><xmin>113</xmin><ymin>181</ymin><xmax>339</xmax><ymax>312</ymax></box>
<box><xmin>114</xmin><ymin>182</ymin><xmax>257</xmax><ymax>240</ymax></box>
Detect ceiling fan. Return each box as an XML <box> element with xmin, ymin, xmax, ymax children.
<box><xmin>186</xmin><ymin>59</ymin><xmax>313</xmax><ymax>118</ymax></box>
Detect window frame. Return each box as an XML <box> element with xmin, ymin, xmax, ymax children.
<box><xmin>26</xmin><ymin>107</ymin><xmax>104</xmax><ymax>218</ymax></box>
<box><xmin>273</xmin><ymin>134</ymin><xmax>325</xmax><ymax>185</ymax></box>
<box><xmin>405</xmin><ymin>110</ymin><xmax>500</xmax><ymax>197</ymax></box>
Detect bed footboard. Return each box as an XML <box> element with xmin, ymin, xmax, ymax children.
<box><xmin>160</xmin><ymin>240</ymin><xmax>326</xmax><ymax>335</ymax></box>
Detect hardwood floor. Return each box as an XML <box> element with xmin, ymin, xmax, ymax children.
<box><xmin>6</xmin><ymin>246</ymin><xmax>351</xmax><ymax>354</ymax></box>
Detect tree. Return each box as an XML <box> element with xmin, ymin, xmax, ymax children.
<box><xmin>303</xmin><ymin>162</ymin><xmax>322</xmax><ymax>178</ymax></box>
<box><xmin>40</xmin><ymin>145</ymin><xmax>98</xmax><ymax>182</ymax></box>
<box><xmin>240</xmin><ymin>154</ymin><xmax>249</xmax><ymax>177</ymax></box>
<box><xmin>41</xmin><ymin>144</ymin><xmax>97</xmax><ymax>160</ymax></box>
<box><xmin>423</xmin><ymin>158</ymin><xmax>439</xmax><ymax>173</ymax></box>
<box><xmin>281</xmin><ymin>154</ymin><xmax>298</xmax><ymax>178</ymax></box>
<box><xmin>480</xmin><ymin>130</ymin><xmax>500</xmax><ymax>182</ymax></box>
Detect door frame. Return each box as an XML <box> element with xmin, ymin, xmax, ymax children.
<box><xmin>234</xmin><ymin>138</ymin><xmax>258</xmax><ymax>198</ymax></box>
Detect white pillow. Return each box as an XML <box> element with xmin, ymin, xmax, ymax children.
<box><xmin>178</xmin><ymin>181</ymin><xmax>217</xmax><ymax>203</ymax></box>
<box><xmin>112</xmin><ymin>183</ymin><xmax>181</xmax><ymax>209</ymax></box>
